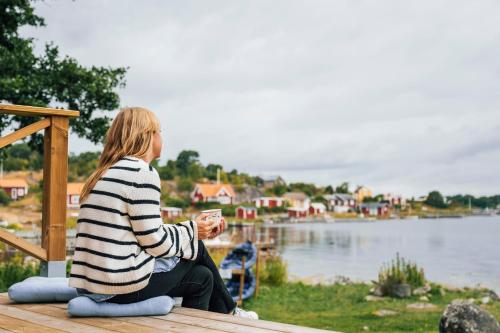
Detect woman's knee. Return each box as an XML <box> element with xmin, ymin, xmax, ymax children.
<box><xmin>193</xmin><ymin>265</ymin><xmax>213</xmax><ymax>290</ymax></box>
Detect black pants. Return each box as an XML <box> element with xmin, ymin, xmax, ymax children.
<box><xmin>107</xmin><ymin>240</ymin><xmax>237</xmax><ymax>314</ymax></box>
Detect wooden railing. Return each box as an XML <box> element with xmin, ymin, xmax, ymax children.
<box><xmin>0</xmin><ymin>104</ymin><xmax>79</xmax><ymax>277</ymax></box>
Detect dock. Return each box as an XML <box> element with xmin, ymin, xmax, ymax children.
<box><xmin>0</xmin><ymin>293</ymin><xmax>339</xmax><ymax>333</ymax></box>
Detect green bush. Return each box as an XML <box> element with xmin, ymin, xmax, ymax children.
<box><xmin>259</xmin><ymin>255</ymin><xmax>288</xmax><ymax>286</ymax></box>
<box><xmin>0</xmin><ymin>188</ymin><xmax>11</xmax><ymax>206</ymax></box>
<box><xmin>377</xmin><ymin>252</ymin><xmax>425</xmax><ymax>294</ymax></box>
<box><xmin>0</xmin><ymin>256</ymin><xmax>39</xmax><ymax>292</ymax></box>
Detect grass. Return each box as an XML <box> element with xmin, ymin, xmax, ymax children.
<box><xmin>244</xmin><ymin>282</ymin><xmax>500</xmax><ymax>333</ymax></box>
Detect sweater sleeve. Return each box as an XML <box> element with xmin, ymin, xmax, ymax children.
<box><xmin>125</xmin><ymin>166</ymin><xmax>198</xmax><ymax>260</ymax></box>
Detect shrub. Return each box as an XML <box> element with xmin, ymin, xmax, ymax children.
<box><xmin>0</xmin><ymin>255</ymin><xmax>39</xmax><ymax>292</ymax></box>
<box><xmin>259</xmin><ymin>255</ymin><xmax>288</xmax><ymax>286</ymax></box>
<box><xmin>0</xmin><ymin>189</ymin><xmax>11</xmax><ymax>206</ymax></box>
<box><xmin>377</xmin><ymin>252</ymin><xmax>425</xmax><ymax>294</ymax></box>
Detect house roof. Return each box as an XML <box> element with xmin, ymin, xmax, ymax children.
<box><xmin>261</xmin><ymin>175</ymin><xmax>284</xmax><ymax>182</ymax></box>
<box><xmin>360</xmin><ymin>202</ymin><xmax>388</xmax><ymax>209</ymax></box>
<box><xmin>161</xmin><ymin>207</ymin><xmax>183</xmax><ymax>211</ymax></box>
<box><xmin>287</xmin><ymin>207</ymin><xmax>308</xmax><ymax>212</ymax></box>
<box><xmin>324</xmin><ymin>193</ymin><xmax>354</xmax><ymax>201</ymax></box>
<box><xmin>237</xmin><ymin>206</ymin><xmax>257</xmax><ymax>210</ymax></box>
<box><xmin>310</xmin><ymin>202</ymin><xmax>326</xmax><ymax>210</ymax></box>
<box><xmin>194</xmin><ymin>183</ymin><xmax>236</xmax><ymax>197</ymax></box>
<box><xmin>283</xmin><ymin>192</ymin><xmax>308</xmax><ymax>200</ymax></box>
<box><xmin>0</xmin><ymin>178</ymin><xmax>29</xmax><ymax>188</ymax></box>
<box><xmin>67</xmin><ymin>182</ymin><xmax>85</xmax><ymax>195</ymax></box>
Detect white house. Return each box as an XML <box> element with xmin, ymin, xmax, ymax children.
<box><xmin>324</xmin><ymin>193</ymin><xmax>356</xmax><ymax>213</ymax></box>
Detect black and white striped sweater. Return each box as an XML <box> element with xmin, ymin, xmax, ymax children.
<box><xmin>68</xmin><ymin>155</ymin><xmax>198</xmax><ymax>294</ymax></box>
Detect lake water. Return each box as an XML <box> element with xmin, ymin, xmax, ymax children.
<box><xmin>254</xmin><ymin>216</ymin><xmax>500</xmax><ymax>292</ymax></box>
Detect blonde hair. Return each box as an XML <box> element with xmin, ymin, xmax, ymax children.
<box><xmin>80</xmin><ymin>107</ymin><xmax>161</xmax><ymax>203</ymax></box>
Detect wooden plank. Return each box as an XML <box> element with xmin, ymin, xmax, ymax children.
<box><xmin>155</xmin><ymin>312</ymin><xmax>279</xmax><ymax>333</ymax></box>
<box><xmin>10</xmin><ymin>300</ymin><xmax>227</xmax><ymax>333</ymax></box>
<box><xmin>42</xmin><ymin>116</ymin><xmax>69</xmax><ymax>261</ymax></box>
<box><xmin>0</xmin><ymin>303</ymin><xmax>111</xmax><ymax>333</ymax></box>
<box><xmin>0</xmin><ymin>228</ymin><xmax>47</xmax><ymax>261</ymax></box>
<box><xmin>9</xmin><ymin>303</ymin><xmax>165</xmax><ymax>333</ymax></box>
<box><xmin>120</xmin><ymin>316</ymin><xmax>227</xmax><ymax>333</ymax></box>
<box><xmin>0</xmin><ymin>104</ymin><xmax>79</xmax><ymax>118</ymax></box>
<box><xmin>172</xmin><ymin>307</ymin><xmax>340</xmax><ymax>333</ymax></box>
<box><xmin>0</xmin><ymin>313</ymin><xmax>67</xmax><ymax>333</ymax></box>
<box><xmin>0</xmin><ymin>118</ymin><xmax>51</xmax><ymax>149</ymax></box>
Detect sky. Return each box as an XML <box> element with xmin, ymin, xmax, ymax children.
<box><xmin>20</xmin><ymin>0</ymin><xmax>500</xmax><ymax>197</ymax></box>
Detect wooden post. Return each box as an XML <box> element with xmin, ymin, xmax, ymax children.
<box><xmin>40</xmin><ymin>116</ymin><xmax>69</xmax><ymax>277</ymax></box>
<box><xmin>238</xmin><ymin>256</ymin><xmax>246</xmax><ymax>307</ymax></box>
<box><xmin>255</xmin><ymin>248</ymin><xmax>260</xmax><ymax>298</ymax></box>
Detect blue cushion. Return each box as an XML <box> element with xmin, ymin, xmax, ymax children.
<box><xmin>67</xmin><ymin>295</ymin><xmax>174</xmax><ymax>317</ymax></box>
<box><xmin>8</xmin><ymin>276</ymin><xmax>78</xmax><ymax>303</ymax></box>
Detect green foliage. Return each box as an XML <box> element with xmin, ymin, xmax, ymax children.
<box><xmin>269</xmin><ymin>184</ymin><xmax>287</xmax><ymax>196</ymax></box>
<box><xmin>0</xmin><ymin>0</ymin><xmax>127</xmax><ymax>152</ymax></box>
<box><xmin>377</xmin><ymin>253</ymin><xmax>425</xmax><ymax>294</ymax></box>
<box><xmin>163</xmin><ymin>195</ymin><xmax>190</xmax><ymax>208</ymax></box>
<box><xmin>0</xmin><ymin>255</ymin><xmax>39</xmax><ymax>292</ymax></box>
<box><xmin>335</xmin><ymin>182</ymin><xmax>350</xmax><ymax>194</ymax></box>
<box><xmin>425</xmin><ymin>190</ymin><xmax>447</xmax><ymax>208</ymax></box>
<box><xmin>175</xmin><ymin>150</ymin><xmax>200</xmax><ymax>176</ymax></box>
<box><xmin>68</xmin><ymin>151</ymin><xmax>100</xmax><ymax>181</ymax></box>
<box><xmin>259</xmin><ymin>255</ymin><xmax>288</xmax><ymax>286</ymax></box>
<box><xmin>447</xmin><ymin>194</ymin><xmax>500</xmax><ymax>209</ymax></box>
<box><xmin>324</xmin><ymin>185</ymin><xmax>334</xmax><ymax>194</ymax></box>
<box><xmin>0</xmin><ymin>142</ymin><xmax>43</xmax><ymax>171</ymax></box>
<box><xmin>177</xmin><ymin>178</ymin><xmax>194</xmax><ymax>192</ymax></box>
<box><xmin>0</xmin><ymin>188</ymin><xmax>11</xmax><ymax>206</ymax></box>
<box><xmin>257</xmin><ymin>205</ymin><xmax>288</xmax><ymax>214</ymax></box>
<box><xmin>288</xmin><ymin>182</ymin><xmax>319</xmax><ymax>197</ymax></box>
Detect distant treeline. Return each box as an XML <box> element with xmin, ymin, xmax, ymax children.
<box><xmin>1</xmin><ymin>143</ymin><xmax>499</xmax><ymax>209</ymax></box>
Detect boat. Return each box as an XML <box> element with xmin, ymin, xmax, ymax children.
<box><xmin>220</xmin><ymin>241</ymin><xmax>257</xmax><ymax>269</ymax></box>
<box><xmin>224</xmin><ymin>269</ymin><xmax>257</xmax><ymax>301</ymax></box>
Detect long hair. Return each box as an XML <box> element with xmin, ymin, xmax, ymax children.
<box><xmin>79</xmin><ymin>107</ymin><xmax>161</xmax><ymax>203</ymax></box>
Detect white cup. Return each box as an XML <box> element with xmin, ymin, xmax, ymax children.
<box><xmin>202</xmin><ymin>209</ymin><xmax>222</xmax><ymax>229</ymax></box>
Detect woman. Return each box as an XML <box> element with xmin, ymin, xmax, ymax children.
<box><xmin>68</xmin><ymin>107</ymin><xmax>258</xmax><ymax>319</ymax></box>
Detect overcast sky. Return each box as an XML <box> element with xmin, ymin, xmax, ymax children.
<box><xmin>22</xmin><ymin>0</ymin><xmax>500</xmax><ymax>197</ymax></box>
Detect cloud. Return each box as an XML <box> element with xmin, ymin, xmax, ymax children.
<box><xmin>23</xmin><ymin>0</ymin><xmax>500</xmax><ymax>196</ymax></box>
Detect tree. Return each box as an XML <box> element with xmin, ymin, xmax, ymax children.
<box><xmin>0</xmin><ymin>0</ymin><xmax>127</xmax><ymax>152</ymax></box>
<box><xmin>0</xmin><ymin>188</ymin><xmax>11</xmax><ymax>206</ymax></box>
<box><xmin>176</xmin><ymin>150</ymin><xmax>199</xmax><ymax>176</ymax></box>
<box><xmin>205</xmin><ymin>163</ymin><xmax>223</xmax><ymax>180</ymax></box>
<box><xmin>324</xmin><ymin>185</ymin><xmax>334</xmax><ymax>195</ymax></box>
<box><xmin>425</xmin><ymin>191</ymin><xmax>447</xmax><ymax>208</ymax></box>
<box><xmin>335</xmin><ymin>182</ymin><xmax>350</xmax><ymax>194</ymax></box>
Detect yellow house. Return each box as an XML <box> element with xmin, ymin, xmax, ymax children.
<box><xmin>354</xmin><ymin>186</ymin><xmax>373</xmax><ymax>203</ymax></box>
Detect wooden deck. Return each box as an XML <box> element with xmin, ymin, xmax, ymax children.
<box><xmin>0</xmin><ymin>294</ymin><xmax>339</xmax><ymax>333</ymax></box>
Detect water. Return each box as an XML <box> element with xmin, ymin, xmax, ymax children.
<box><xmin>254</xmin><ymin>216</ymin><xmax>500</xmax><ymax>292</ymax></box>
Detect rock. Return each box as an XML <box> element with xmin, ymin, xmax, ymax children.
<box><xmin>388</xmin><ymin>283</ymin><xmax>412</xmax><ymax>298</ymax></box>
<box><xmin>481</xmin><ymin>297</ymin><xmax>491</xmax><ymax>304</ymax></box>
<box><xmin>373</xmin><ymin>309</ymin><xmax>398</xmax><ymax>317</ymax></box>
<box><xmin>439</xmin><ymin>300</ymin><xmax>500</xmax><ymax>333</ymax></box>
<box><xmin>482</xmin><ymin>290</ymin><xmax>499</xmax><ymax>302</ymax></box>
<box><xmin>451</xmin><ymin>299</ymin><xmax>474</xmax><ymax>305</ymax></box>
<box><xmin>407</xmin><ymin>302</ymin><xmax>438</xmax><ymax>311</ymax></box>
<box><xmin>365</xmin><ymin>295</ymin><xmax>386</xmax><ymax>302</ymax></box>
<box><xmin>420</xmin><ymin>296</ymin><xmax>429</xmax><ymax>302</ymax></box>
<box><xmin>413</xmin><ymin>284</ymin><xmax>432</xmax><ymax>295</ymax></box>
<box><xmin>371</xmin><ymin>285</ymin><xmax>384</xmax><ymax>297</ymax></box>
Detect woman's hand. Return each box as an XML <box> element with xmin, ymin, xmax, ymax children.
<box><xmin>208</xmin><ymin>217</ymin><xmax>226</xmax><ymax>239</ymax></box>
<box><xmin>194</xmin><ymin>212</ymin><xmax>219</xmax><ymax>240</ymax></box>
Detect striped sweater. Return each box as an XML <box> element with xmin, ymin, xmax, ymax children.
<box><xmin>68</xmin><ymin>155</ymin><xmax>198</xmax><ymax>294</ymax></box>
